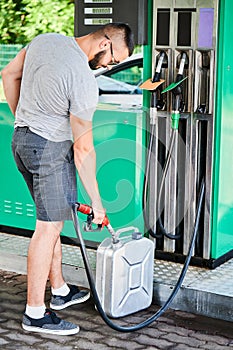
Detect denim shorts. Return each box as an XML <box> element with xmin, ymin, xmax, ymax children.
<box><xmin>12</xmin><ymin>127</ymin><xmax>77</xmax><ymax>221</ymax></box>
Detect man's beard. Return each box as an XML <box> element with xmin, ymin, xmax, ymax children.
<box><xmin>89</xmin><ymin>50</ymin><xmax>106</xmax><ymax>70</ymax></box>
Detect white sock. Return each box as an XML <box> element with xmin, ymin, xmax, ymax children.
<box><xmin>51</xmin><ymin>283</ymin><xmax>70</xmax><ymax>296</ymax></box>
<box><xmin>25</xmin><ymin>304</ymin><xmax>46</xmax><ymax>319</ymax></box>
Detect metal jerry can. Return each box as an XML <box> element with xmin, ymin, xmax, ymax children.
<box><xmin>96</xmin><ymin>227</ymin><xmax>154</xmax><ymax>318</ymax></box>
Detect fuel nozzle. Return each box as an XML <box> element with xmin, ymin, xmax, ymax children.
<box><xmin>75</xmin><ymin>202</ymin><xmax>117</xmax><ymax>242</ymax></box>
<box><xmin>139</xmin><ymin>50</ymin><xmax>166</xmax><ymax>115</ymax></box>
<box><xmin>172</xmin><ymin>52</ymin><xmax>188</xmax><ymax>114</ymax></box>
<box><xmin>196</xmin><ymin>51</ymin><xmax>211</xmax><ymax>114</ymax></box>
<box><xmin>161</xmin><ymin>52</ymin><xmax>188</xmax><ymax>129</ymax></box>
<box><xmin>173</xmin><ymin>51</ymin><xmax>189</xmax><ymax>99</ymax></box>
<box><xmin>151</xmin><ymin>51</ymin><xmax>167</xmax><ymax>109</ymax></box>
<box><xmin>152</xmin><ymin>51</ymin><xmax>167</xmax><ymax>83</ymax></box>
<box><xmin>177</xmin><ymin>52</ymin><xmax>189</xmax><ymax>78</ymax></box>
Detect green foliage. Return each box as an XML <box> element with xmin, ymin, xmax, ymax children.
<box><xmin>0</xmin><ymin>0</ymin><xmax>25</xmax><ymax>43</ymax></box>
<box><xmin>21</xmin><ymin>0</ymin><xmax>74</xmax><ymax>43</ymax></box>
<box><xmin>0</xmin><ymin>0</ymin><xmax>74</xmax><ymax>44</ymax></box>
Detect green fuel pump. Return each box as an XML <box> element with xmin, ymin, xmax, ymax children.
<box><xmin>144</xmin><ymin>0</ymin><xmax>233</xmax><ymax>267</ymax></box>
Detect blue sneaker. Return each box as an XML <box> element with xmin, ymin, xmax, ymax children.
<box><xmin>22</xmin><ymin>309</ymin><xmax>79</xmax><ymax>335</ymax></box>
<box><xmin>50</xmin><ymin>284</ymin><xmax>90</xmax><ymax>310</ymax></box>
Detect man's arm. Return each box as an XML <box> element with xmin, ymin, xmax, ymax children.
<box><xmin>70</xmin><ymin>113</ymin><xmax>105</xmax><ymax>224</ymax></box>
<box><xmin>1</xmin><ymin>48</ymin><xmax>26</xmax><ymax>116</ymax></box>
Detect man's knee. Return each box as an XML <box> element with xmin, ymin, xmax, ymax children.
<box><xmin>34</xmin><ymin>220</ymin><xmax>64</xmax><ymax>237</ymax></box>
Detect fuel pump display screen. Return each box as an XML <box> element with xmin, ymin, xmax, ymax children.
<box><xmin>156</xmin><ymin>9</ymin><xmax>170</xmax><ymax>46</ymax></box>
<box><xmin>177</xmin><ymin>11</ymin><xmax>192</xmax><ymax>47</ymax></box>
<box><xmin>198</xmin><ymin>8</ymin><xmax>214</xmax><ymax>48</ymax></box>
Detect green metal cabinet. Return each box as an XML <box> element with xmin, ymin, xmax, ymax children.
<box><xmin>63</xmin><ymin>106</ymin><xmax>147</xmax><ymax>243</ymax></box>
<box><xmin>0</xmin><ymin>103</ymin><xmax>36</xmax><ymax>229</ymax></box>
<box><xmin>0</xmin><ymin>102</ymin><xmax>146</xmax><ymax>244</ymax></box>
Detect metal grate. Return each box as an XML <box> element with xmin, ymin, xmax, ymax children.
<box><xmin>0</xmin><ymin>232</ymin><xmax>232</xmax><ymax>297</ymax></box>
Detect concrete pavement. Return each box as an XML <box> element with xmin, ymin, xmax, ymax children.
<box><xmin>0</xmin><ymin>269</ymin><xmax>233</xmax><ymax>350</ymax></box>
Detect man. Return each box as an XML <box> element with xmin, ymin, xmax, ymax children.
<box><xmin>1</xmin><ymin>23</ymin><xmax>134</xmax><ymax>335</ymax></box>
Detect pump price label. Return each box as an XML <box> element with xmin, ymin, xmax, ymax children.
<box><xmin>84</xmin><ymin>0</ymin><xmax>112</xmax><ymax>3</ymax></box>
<box><xmin>84</xmin><ymin>18</ymin><xmax>112</xmax><ymax>25</ymax></box>
<box><xmin>84</xmin><ymin>8</ymin><xmax>112</xmax><ymax>14</ymax></box>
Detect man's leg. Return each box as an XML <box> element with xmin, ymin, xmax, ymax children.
<box><xmin>27</xmin><ymin>220</ymin><xmax>63</xmax><ymax>306</ymax></box>
<box><xmin>47</xmin><ymin>223</ymin><xmax>91</xmax><ymax>311</ymax></box>
<box><xmin>22</xmin><ymin>219</ymin><xmax>80</xmax><ymax>335</ymax></box>
<box><xmin>49</xmin><ymin>234</ymin><xmax>65</xmax><ymax>290</ymax></box>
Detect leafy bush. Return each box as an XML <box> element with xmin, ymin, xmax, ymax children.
<box><xmin>0</xmin><ymin>0</ymin><xmax>74</xmax><ymax>44</ymax></box>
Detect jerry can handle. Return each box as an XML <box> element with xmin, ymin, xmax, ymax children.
<box><xmin>114</xmin><ymin>226</ymin><xmax>140</xmax><ymax>241</ymax></box>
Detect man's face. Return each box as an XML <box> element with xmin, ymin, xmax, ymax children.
<box><xmin>89</xmin><ymin>44</ymin><xmax>129</xmax><ymax>70</ymax></box>
<box><xmin>89</xmin><ymin>51</ymin><xmax>107</xmax><ymax>70</ymax></box>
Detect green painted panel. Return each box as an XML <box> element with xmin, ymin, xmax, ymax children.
<box><xmin>63</xmin><ymin>106</ymin><xmax>146</xmax><ymax>242</ymax></box>
<box><xmin>0</xmin><ymin>102</ymin><xmax>36</xmax><ymax>229</ymax></box>
<box><xmin>211</xmin><ymin>0</ymin><xmax>233</xmax><ymax>258</ymax></box>
<box><xmin>0</xmin><ymin>103</ymin><xmax>146</xmax><ymax>242</ymax></box>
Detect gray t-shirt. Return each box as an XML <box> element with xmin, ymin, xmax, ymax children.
<box><xmin>15</xmin><ymin>33</ymin><xmax>98</xmax><ymax>142</ymax></box>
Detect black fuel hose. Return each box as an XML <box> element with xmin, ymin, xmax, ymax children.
<box><xmin>143</xmin><ymin>121</ymin><xmax>163</xmax><ymax>239</ymax></box>
<box><xmin>156</xmin><ymin>128</ymin><xmax>182</xmax><ymax>240</ymax></box>
<box><xmin>143</xmin><ymin>125</ymin><xmax>181</xmax><ymax>239</ymax></box>
<box><xmin>71</xmin><ymin>178</ymin><xmax>205</xmax><ymax>332</ymax></box>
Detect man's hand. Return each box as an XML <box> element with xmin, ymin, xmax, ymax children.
<box><xmin>91</xmin><ymin>205</ymin><xmax>106</xmax><ymax>225</ymax></box>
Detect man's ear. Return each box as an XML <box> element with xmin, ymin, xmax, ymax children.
<box><xmin>99</xmin><ymin>37</ymin><xmax>110</xmax><ymax>51</ymax></box>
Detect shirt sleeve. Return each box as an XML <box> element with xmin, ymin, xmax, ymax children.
<box><xmin>68</xmin><ymin>72</ymin><xmax>99</xmax><ymax>121</ymax></box>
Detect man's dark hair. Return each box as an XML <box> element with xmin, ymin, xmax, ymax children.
<box><xmin>94</xmin><ymin>22</ymin><xmax>134</xmax><ymax>56</ymax></box>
